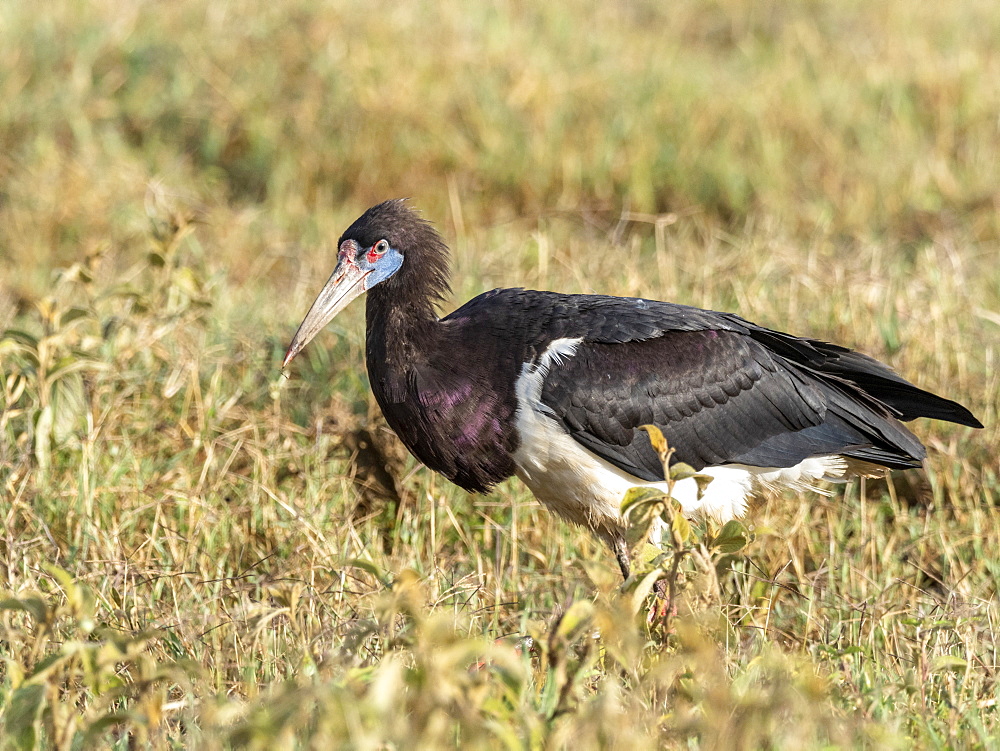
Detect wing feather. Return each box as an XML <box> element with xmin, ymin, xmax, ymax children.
<box><xmin>537</xmin><ymin>330</ymin><xmax>919</xmax><ymax>481</ymax></box>
<box><xmin>442</xmin><ymin>289</ymin><xmax>977</xmax><ymax>481</ymax></box>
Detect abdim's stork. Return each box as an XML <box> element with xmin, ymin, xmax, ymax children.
<box><xmin>283</xmin><ymin>200</ymin><xmax>982</xmax><ymax>578</ymax></box>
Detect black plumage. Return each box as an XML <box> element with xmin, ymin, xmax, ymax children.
<box><xmin>284</xmin><ymin>200</ymin><xmax>982</xmax><ymax>576</ymax></box>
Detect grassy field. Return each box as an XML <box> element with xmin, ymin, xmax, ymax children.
<box><xmin>1</xmin><ymin>0</ymin><xmax>998</xmax><ymax>747</ymax></box>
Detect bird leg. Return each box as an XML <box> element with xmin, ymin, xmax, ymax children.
<box><xmin>612</xmin><ymin>535</ymin><xmax>631</xmax><ymax>580</ymax></box>
<box><xmin>611</xmin><ymin>533</ymin><xmax>668</xmax><ymax>600</ymax></box>
<box><xmin>653</xmin><ymin>577</ymin><xmax>668</xmax><ymax>600</ymax></box>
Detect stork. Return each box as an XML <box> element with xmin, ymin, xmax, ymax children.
<box><xmin>283</xmin><ymin>200</ymin><xmax>982</xmax><ymax>579</ymax></box>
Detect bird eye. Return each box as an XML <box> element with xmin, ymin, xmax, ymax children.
<box><xmin>366</xmin><ymin>240</ymin><xmax>390</xmax><ymax>263</ymax></box>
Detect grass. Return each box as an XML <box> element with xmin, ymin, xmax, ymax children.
<box><xmin>1</xmin><ymin>0</ymin><xmax>998</xmax><ymax>747</ymax></box>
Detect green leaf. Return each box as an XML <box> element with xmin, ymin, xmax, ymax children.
<box><xmin>629</xmin><ymin>568</ymin><xmax>665</xmax><ymax>616</ymax></box>
<box><xmin>668</xmin><ymin>461</ymin><xmax>699</xmax><ymax>481</ymax></box>
<box><xmin>711</xmin><ymin>520</ymin><xmax>749</xmax><ymax>554</ymax></box>
<box><xmin>637</xmin><ymin>542</ymin><xmax>665</xmax><ymax>567</ymax></box>
<box><xmin>624</xmin><ymin>497</ymin><xmax>662</xmax><ymax>550</ymax></box>
<box><xmin>555</xmin><ymin>600</ymin><xmax>594</xmax><ymax>644</ymax></box>
<box><xmin>172</xmin><ymin>267</ymin><xmax>204</xmax><ymax>298</ymax></box>
<box><xmin>0</xmin><ymin>596</ymin><xmax>51</xmax><ymax>624</ymax></box>
<box><xmin>2</xmin><ymin>683</ymin><xmax>45</xmax><ymax>751</ymax></box>
<box><xmin>671</xmin><ymin>513</ymin><xmax>691</xmax><ymax>545</ymax></box>
<box><xmin>1</xmin><ymin>329</ymin><xmax>40</xmax><ymax>350</ymax></box>
<box><xmin>538</xmin><ymin>665</ymin><xmax>560</xmax><ymax>718</ymax></box>
<box><xmin>928</xmin><ymin>619</ymin><xmax>956</xmax><ymax>629</ymax></box>
<box><xmin>620</xmin><ymin>486</ymin><xmax>669</xmax><ymax>517</ymax></box>
<box><xmin>930</xmin><ymin>655</ymin><xmax>968</xmax><ymax>672</ymax></box>
<box><xmin>43</xmin><ymin>564</ymin><xmax>95</xmax><ymax>621</ymax></box>
<box><xmin>46</xmin><ymin>355</ymin><xmax>108</xmax><ymax>384</ymax></box>
<box><xmin>344</xmin><ymin>559</ymin><xmax>391</xmax><ymax>588</ymax></box>
<box><xmin>25</xmin><ymin>649</ymin><xmax>78</xmax><ymax>685</ymax></box>
<box><xmin>752</xmin><ymin>524</ymin><xmax>781</xmax><ymax>537</ymax></box>
<box><xmin>578</xmin><ymin>558</ymin><xmax>621</xmax><ymax>590</ymax></box>
<box><xmin>59</xmin><ymin>307</ymin><xmax>91</xmax><ymax>326</ymax></box>
<box><xmin>82</xmin><ymin>714</ymin><xmax>130</xmax><ymax>747</ymax></box>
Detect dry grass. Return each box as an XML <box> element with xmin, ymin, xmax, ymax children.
<box><xmin>1</xmin><ymin>0</ymin><xmax>998</xmax><ymax>747</ymax></box>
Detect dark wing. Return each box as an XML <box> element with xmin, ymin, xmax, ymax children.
<box><xmin>539</xmin><ymin>330</ymin><xmax>928</xmax><ymax>481</ymax></box>
<box><xmin>443</xmin><ymin>288</ymin><xmax>979</xmax><ymax>481</ymax></box>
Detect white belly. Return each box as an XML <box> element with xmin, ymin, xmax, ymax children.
<box><xmin>511</xmin><ymin>338</ymin><xmax>847</xmax><ymax>543</ymax></box>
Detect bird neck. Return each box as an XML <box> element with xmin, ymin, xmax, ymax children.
<box><xmin>365</xmin><ymin>276</ymin><xmax>441</xmax><ymax>337</ymax></box>
<box><xmin>364</xmin><ymin>279</ymin><xmax>444</xmax><ymax>399</ymax></box>
<box><xmin>363</xmin><ymin>236</ymin><xmax>454</xmax><ymax>404</ymax></box>
<box><xmin>364</xmin><ymin>284</ymin><xmax>447</xmax><ymax>429</ymax></box>
<box><xmin>364</xmin><ymin>241</ymin><xmax>451</xmax><ymax>353</ymax></box>
<box><xmin>366</xmin><ymin>291</ymin><xmax>437</xmax><ymax>351</ymax></box>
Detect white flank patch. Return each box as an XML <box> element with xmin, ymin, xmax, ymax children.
<box><xmin>511</xmin><ymin>338</ymin><xmax>850</xmax><ymax>542</ymax></box>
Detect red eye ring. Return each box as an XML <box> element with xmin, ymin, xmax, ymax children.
<box><xmin>367</xmin><ymin>239</ymin><xmax>389</xmax><ymax>263</ymax></box>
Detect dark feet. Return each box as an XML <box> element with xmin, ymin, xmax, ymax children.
<box><xmin>611</xmin><ymin>534</ymin><xmax>669</xmax><ymax>600</ymax></box>
<box><xmin>613</xmin><ymin>536</ymin><xmax>631</xmax><ymax>580</ymax></box>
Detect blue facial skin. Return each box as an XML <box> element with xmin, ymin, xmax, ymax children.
<box><xmin>362</xmin><ymin>244</ymin><xmax>404</xmax><ymax>290</ymax></box>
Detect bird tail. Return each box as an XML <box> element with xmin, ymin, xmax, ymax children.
<box><xmin>815</xmin><ymin>349</ymin><xmax>982</xmax><ymax>428</ymax></box>
<box><xmin>748</xmin><ymin>328</ymin><xmax>983</xmax><ymax>429</ymax></box>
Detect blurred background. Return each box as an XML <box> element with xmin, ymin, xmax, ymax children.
<box><xmin>4</xmin><ymin>0</ymin><xmax>999</xmax><ymax>293</ymax></box>
<box><xmin>1</xmin><ymin>0</ymin><xmax>998</xmax><ymax>746</ymax></box>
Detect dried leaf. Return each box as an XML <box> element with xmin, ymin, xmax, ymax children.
<box><xmin>34</xmin><ymin>405</ymin><xmax>53</xmax><ymax>469</ymax></box>
<box><xmin>640</xmin><ymin>424</ymin><xmax>674</xmax><ymax>469</ymax></box>
<box><xmin>49</xmin><ymin>371</ymin><xmax>86</xmax><ymax>445</ymax></box>
<box><xmin>692</xmin><ymin>473</ymin><xmax>714</xmax><ymax>499</ymax></box>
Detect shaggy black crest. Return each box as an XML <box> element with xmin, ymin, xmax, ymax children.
<box><xmin>342</xmin><ymin>200</ymin><xmax>451</xmax><ymax>319</ymax></box>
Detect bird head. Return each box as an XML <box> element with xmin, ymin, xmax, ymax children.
<box><xmin>282</xmin><ymin>200</ymin><xmax>449</xmax><ymax>368</ymax></box>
